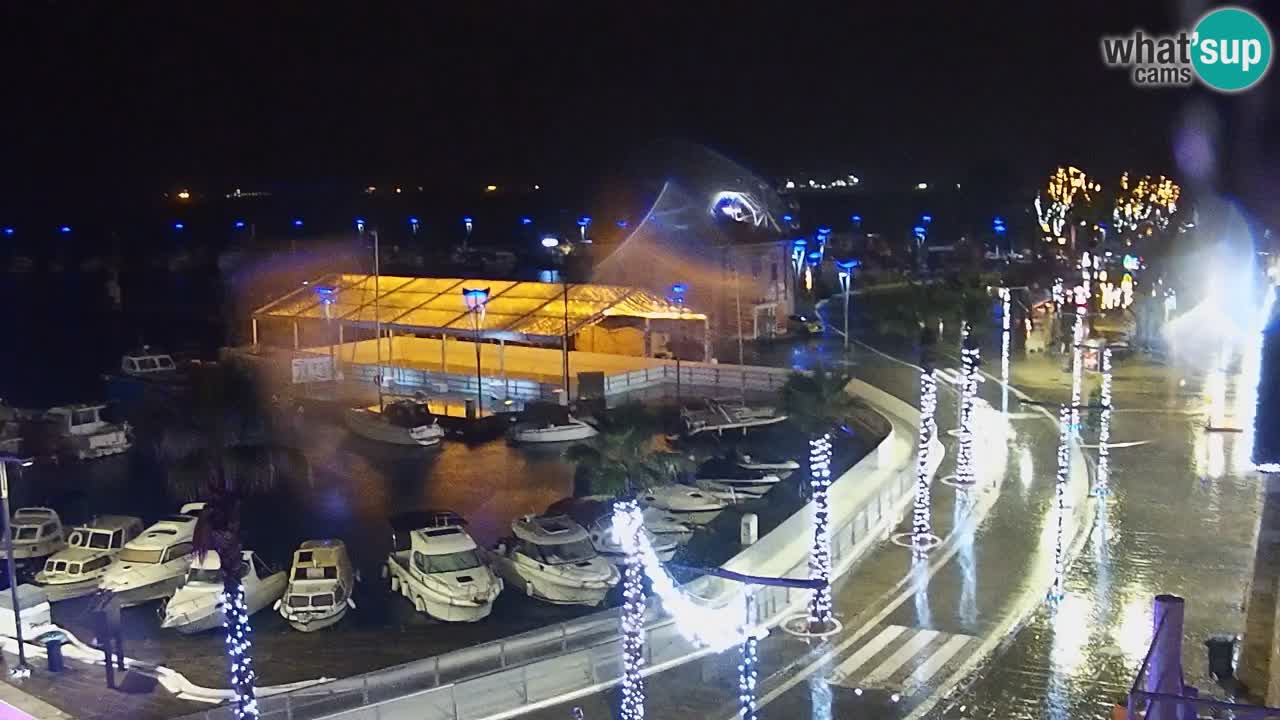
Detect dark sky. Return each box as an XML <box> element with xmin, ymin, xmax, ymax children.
<box><xmin>1</xmin><ymin>3</ymin><xmax>1268</xmax><ymax>197</ymax></box>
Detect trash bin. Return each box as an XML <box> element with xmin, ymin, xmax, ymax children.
<box><xmin>43</xmin><ymin>630</ymin><xmax>67</xmax><ymax>673</ymax></box>
<box><xmin>1206</xmin><ymin>634</ymin><xmax>1236</xmax><ymax>680</ymax></box>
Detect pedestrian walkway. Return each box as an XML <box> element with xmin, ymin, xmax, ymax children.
<box><xmin>0</xmin><ymin>654</ymin><xmax>194</xmax><ymax>720</ymax></box>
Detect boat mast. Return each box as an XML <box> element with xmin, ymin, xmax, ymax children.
<box><xmin>373</xmin><ymin>229</ymin><xmax>384</xmax><ymax>412</ymax></box>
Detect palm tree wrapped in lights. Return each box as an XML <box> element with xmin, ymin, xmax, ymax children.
<box><xmin>782</xmin><ymin>366</ymin><xmax>860</xmax><ymax>633</ymax></box>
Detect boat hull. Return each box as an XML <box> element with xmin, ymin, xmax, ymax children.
<box><xmin>420</xmin><ymin>593</ymin><xmax>495</xmax><ymax>623</ymax></box>
<box><xmin>512</xmin><ymin>423</ymin><xmax>598</xmax><ymax>444</ymax></box>
<box><xmin>344</xmin><ymin>409</ymin><xmax>442</xmax><ymax>447</ymax></box>
<box><xmin>283</xmin><ymin>606</ymin><xmax>348</xmax><ymax>633</ymax></box>
<box><xmin>110</xmin><ymin>574</ymin><xmax>187</xmax><ymax>608</ymax></box>
<box><xmin>33</xmin><ymin>577</ymin><xmax>101</xmax><ymax>602</ymax></box>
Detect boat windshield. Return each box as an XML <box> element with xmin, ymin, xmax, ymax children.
<box><xmin>12</xmin><ymin>527</ymin><xmax>38</xmax><ymax>541</ymax></box>
<box><xmin>384</xmin><ymin>402</ymin><xmax>434</xmax><ymax>428</ymax></box>
<box><xmin>187</xmin><ymin>567</ymin><xmax>221</xmax><ymax>584</ymax></box>
<box><xmin>421</xmin><ymin>550</ymin><xmax>482</xmax><ymax>573</ymax></box>
<box><xmin>118</xmin><ymin>547</ymin><xmax>164</xmax><ymax>564</ymax></box>
<box><xmin>537</xmin><ymin>539</ymin><xmax>596</xmax><ymax>565</ymax></box>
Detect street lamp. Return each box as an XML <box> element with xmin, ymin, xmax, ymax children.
<box><xmin>463</xmin><ymin>216</ymin><xmax>474</xmax><ymax>250</ymax></box>
<box><xmin>0</xmin><ymin>456</ymin><xmax>34</xmax><ymax>678</ymax></box>
<box><xmin>993</xmin><ymin>217</ymin><xmax>1007</xmax><ymax>255</ymax></box>
<box><xmin>577</xmin><ymin>216</ymin><xmax>591</xmax><ymax>243</ymax></box>
<box><xmin>835</xmin><ymin>259</ymin><xmax>859</xmax><ymax>351</ymax></box>
<box><xmin>408</xmin><ymin>217</ymin><xmax>420</xmax><ymax>235</ymax></box>
<box><xmin>316</xmin><ymin>286</ymin><xmax>338</xmax><ymax>379</ymax></box>
<box><xmin>461</xmin><ymin>287</ymin><xmax>490</xmax><ymax>419</ymax></box>
<box><xmin>791</xmin><ymin>239</ymin><xmax>807</xmax><ymax>277</ymax></box>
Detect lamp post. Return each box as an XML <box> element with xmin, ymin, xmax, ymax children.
<box><xmin>316</xmin><ymin>286</ymin><xmax>337</xmax><ymax>381</ymax></box>
<box><xmin>462</xmin><ymin>287</ymin><xmax>489</xmax><ymax>419</ymax></box>
<box><xmin>0</xmin><ymin>456</ymin><xmax>34</xmax><ymax>678</ymax></box>
<box><xmin>835</xmin><ymin>259</ymin><xmax>858</xmax><ymax>352</ymax></box>
<box><xmin>993</xmin><ymin>216</ymin><xmax>1007</xmax><ymax>256</ymax></box>
<box><xmin>463</xmin><ymin>216</ymin><xmax>474</xmax><ymax>250</ymax></box>
<box><xmin>577</xmin><ymin>216</ymin><xmax>591</xmax><ymax>244</ymax></box>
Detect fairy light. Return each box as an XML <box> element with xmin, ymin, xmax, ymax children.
<box><xmin>615</xmin><ymin>498</ymin><xmax>647</xmax><ymax>720</ymax></box>
<box><xmin>1050</xmin><ymin>404</ymin><xmax>1071</xmax><ymax>602</ymax></box>
<box><xmin>912</xmin><ymin>369</ymin><xmax>938</xmax><ymax>555</ymax></box>
<box><xmin>737</xmin><ymin>593</ymin><xmax>759</xmax><ymax>720</ymax></box>
<box><xmin>1036</xmin><ymin>166</ymin><xmax>1097</xmax><ymax>243</ymax></box>
<box><xmin>808</xmin><ymin>433</ymin><xmax>834</xmax><ymax>627</ymax></box>
<box><xmin>1094</xmin><ymin>347</ymin><xmax>1113</xmax><ymax>497</ymax></box>
<box><xmin>955</xmin><ymin>336</ymin><xmax>979</xmax><ymax>486</ymax></box>
<box><xmin>612</xmin><ymin>503</ymin><xmax>747</xmax><ymax>651</ymax></box>
<box><xmin>1070</xmin><ymin>254</ymin><xmax>1088</xmax><ymax>430</ymax></box>
<box><xmin>1113</xmin><ymin>172</ymin><xmax>1180</xmax><ymax>233</ymax></box>
<box><xmin>1000</xmin><ymin>288</ymin><xmax>1011</xmax><ymax>413</ymax></box>
<box><xmin>222</xmin><ymin>582</ymin><xmax>259</xmax><ymax>719</ymax></box>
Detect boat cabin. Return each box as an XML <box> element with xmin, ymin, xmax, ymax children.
<box><xmin>508</xmin><ymin>515</ymin><xmax>597</xmax><ymax>566</ymax></box>
<box><xmin>44</xmin><ymin>404</ymin><xmax>113</xmax><ymax>437</ymax></box>
<box><xmin>11</xmin><ymin>508</ymin><xmax>64</xmax><ymax>554</ymax></box>
<box><xmin>67</xmin><ymin>516</ymin><xmax>144</xmax><ymax>552</ymax></box>
<box><xmin>284</xmin><ymin>539</ymin><xmax>354</xmax><ymax>611</ymax></box>
<box><xmin>121</xmin><ymin>350</ymin><xmax>177</xmax><ymax>376</ymax></box>
<box><xmin>382</xmin><ymin>400</ymin><xmax>436</xmax><ymax>429</ymax></box>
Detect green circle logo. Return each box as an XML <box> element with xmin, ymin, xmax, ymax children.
<box><xmin>1192</xmin><ymin>7</ymin><xmax>1272</xmax><ymax>92</ymax></box>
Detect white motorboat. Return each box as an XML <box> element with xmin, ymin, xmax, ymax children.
<box><xmin>489</xmin><ymin>514</ymin><xmax>619</xmax><ymax>607</ymax></box>
<box><xmin>693</xmin><ymin>458</ymin><xmax>784</xmax><ymax>502</ymax></box>
<box><xmin>548</xmin><ymin>497</ymin><xmax>687</xmax><ymax>561</ymax></box>
<box><xmin>44</xmin><ymin>404</ymin><xmax>131</xmax><ymax>460</ymax></box>
<box><xmin>735</xmin><ymin>453</ymin><xmax>799</xmax><ymax>474</ymax></box>
<box><xmin>680</xmin><ymin>399</ymin><xmax>787</xmax><ymax>437</ymax></box>
<box><xmin>638</xmin><ymin>485</ymin><xmax>727</xmax><ymax>525</ymax></box>
<box><xmin>7</xmin><ymin>508</ymin><xmax>66</xmax><ymax>569</ymax></box>
<box><xmin>344</xmin><ymin>400</ymin><xmax>445</xmax><ymax>447</ymax></box>
<box><xmin>99</xmin><ymin>503</ymin><xmax>206</xmax><ymax>607</ymax></box>
<box><xmin>385</xmin><ymin>511</ymin><xmax>502</xmax><ymax>622</ymax></box>
<box><xmin>511</xmin><ymin>403</ymin><xmax>598</xmax><ymax>444</ymax></box>
<box><xmin>277</xmin><ymin>539</ymin><xmax>357</xmax><ymax>632</ymax></box>
<box><xmin>34</xmin><ymin>515</ymin><xmax>143</xmax><ymax>601</ymax></box>
<box><xmin>162</xmin><ymin>551</ymin><xmax>287</xmax><ymax>634</ymax></box>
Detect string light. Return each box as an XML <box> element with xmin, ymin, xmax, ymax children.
<box><xmin>1094</xmin><ymin>347</ymin><xmax>1113</xmax><ymax>497</ymax></box>
<box><xmin>954</xmin><ymin>335</ymin><xmax>980</xmax><ymax>486</ymax></box>
<box><xmin>808</xmin><ymin>433</ymin><xmax>834</xmax><ymax>628</ymax></box>
<box><xmin>1050</xmin><ymin>404</ymin><xmax>1071</xmax><ymax>602</ymax></box>
<box><xmin>1113</xmin><ymin>172</ymin><xmax>1180</xmax><ymax>233</ymax></box>
<box><xmin>912</xmin><ymin>369</ymin><xmax>938</xmax><ymax>556</ymax></box>
<box><xmin>1036</xmin><ymin>166</ymin><xmax>1097</xmax><ymax>243</ymax></box>
<box><xmin>616</xmin><ymin>499</ymin><xmax>647</xmax><ymax>720</ymax></box>
<box><xmin>1000</xmin><ymin>288</ymin><xmax>1011</xmax><ymax>414</ymax></box>
<box><xmin>221</xmin><ymin>580</ymin><xmax>259</xmax><ymax>719</ymax></box>
<box><xmin>1070</xmin><ymin>255</ymin><xmax>1088</xmax><ymax>430</ymax></box>
<box><xmin>612</xmin><ymin>503</ymin><xmax>747</xmax><ymax>651</ymax></box>
<box><xmin>737</xmin><ymin>593</ymin><xmax>759</xmax><ymax>720</ymax></box>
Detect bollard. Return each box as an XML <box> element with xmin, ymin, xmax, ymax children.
<box><xmin>740</xmin><ymin>513</ymin><xmax>759</xmax><ymax>546</ymax></box>
<box><xmin>1147</xmin><ymin>594</ymin><xmax>1186</xmax><ymax>720</ymax></box>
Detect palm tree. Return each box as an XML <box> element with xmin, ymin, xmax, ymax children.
<box><xmin>563</xmin><ymin>405</ymin><xmax>685</xmax><ymax>498</ymax></box>
<box><xmin>781</xmin><ymin>365</ymin><xmax>861</xmax><ymax>632</ymax></box>
<box><xmin>162</xmin><ymin>362</ymin><xmax>288</xmax><ymax>720</ymax></box>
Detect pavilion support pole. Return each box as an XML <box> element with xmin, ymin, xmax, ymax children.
<box><xmin>292</xmin><ymin>320</ymin><xmax>299</xmax><ymax>350</ymax></box>
<box><xmin>499</xmin><ymin>339</ymin><xmax>507</xmax><ymax>398</ymax></box>
<box><xmin>252</xmin><ymin>317</ymin><xmax>259</xmax><ymax>346</ymax></box>
<box><xmin>441</xmin><ymin>334</ymin><xmax>448</xmax><ymax>374</ymax></box>
<box><xmin>644</xmin><ymin>318</ymin><xmax>652</xmax><ymax>357</ymax></box>
<box><xmin>337</xmin><ymin>323</ymin><xmax>344</xmax><ymax>372</ymax></box>
<box><xmin>703</xmin><ymin>318</ymin><xmax>711</xmax><ymax>363</ymax></box>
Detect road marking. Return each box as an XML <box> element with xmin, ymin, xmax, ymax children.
<box><xmin>828</xmin><ymin>625</ymin><xmax>906</xmax><ymax>684</ymax></box>
<box><xmin>861</xmin><ymin>629</ymin><xmax>939</xmax><ymax>685</ymax></box>
<box><xmin>901</xmin><ymin>632</ymin><xmax>973</xmax><ymax>695</ymax></box>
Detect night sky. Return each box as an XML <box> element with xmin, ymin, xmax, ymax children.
<box><xmin>1</xmin><ymin>3</ymin><xmax>1273</xmax><ymax>203</ymax></box>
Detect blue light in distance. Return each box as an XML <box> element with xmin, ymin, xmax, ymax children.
<box><xmin>409</xmin><ymin>216</ymin><xmax>419</xmax><ymax>226</ymax></box>
<box><xmin>541</xmin><ymin>236</ymin><xmax>560</xmax><ymax>248</ymax></box>
<box><xmin>59</xmin><ymin>225</ymin><xmax>71</xmax><ymax>234</ymax></box>
<box><xmin>463</xmin><ymin>216</ymin><xmax>474</xmax><ymax>224</ymax></box>
<box><xmin>807</xmin><ymin>250</ymin><xmax>823</xmax><ymax>266</ymax></box>
<box><xmin>835</xmin><ymin>259</ymin><xmax>860</xmax><ymax>271</ymax></box>
<box><xmin>782</xmin><ymin>214</ymin><xmax>794</xmax><ymax>223</ymax></box>
<box><xmin>851</xmin><ymin>214</ymin><xmax>862</xmax><ymax>223</ymax></box>
<box><xmin>671</xmin><ymin>283</ymin><xmax>687</xmax><ymax>295</ymax></box>
<box><xmin>520</xmin><ymin>217</ymin><xmax>533</xmax><ymax>225</ymax></box>
<box><xmin>233</xmin><ymin>220</ymin><xmax>247</xmax><ymax>229</ymax></box>
<box><xmin>173</xmin><ymin>222</ymin><xmax>185</xmax><ymax>230</ymax></box>
<box><xmin>792</xmin><ymin>238</ymin><xmax>807</xmax><ymax>249</ymax></box>
<box><xmin>578</xmin><ymin>216</ymin><xmax>592</xmax><ymax>227</ymax></box>
<box><xmin>616</xmin><ymin>219</ymin><xmax>629</xmax><ymax>228</ymax></box>
<box><xmin>2</xmin><ymin>227</ymin><xmax>13</xmax><ymax>236</ymax></box>
<box><xmin>921</xmin><ymin>214</ymin><xmax>933</xmax><ymax>224</ymax></box>
<box><xmin>293</xmin><ymin>219</ymin><xmax>304</xmax><ymax>227</ymax></box>
<box><xmin>817</xmin><ymin>226</ymin><xmax>832</xmax><ymax>236</ymax></box>
<box><xmin>914</xmin><ymin>225</ymin><xmax>926</xmax><ymax>235</ymax></box>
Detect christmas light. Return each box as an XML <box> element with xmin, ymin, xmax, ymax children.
<box><xmin>912</xmin><ymin>369</ymin><xmax>938</xmax><ymax>556</ymax></box>
<box><xmin>1094</xmin><ymin>347</ymin><xmax>1113</xmax><ymax>497</ymax></box>
<box><xmin>808</xmin><ymin>433</ymin><xmax>834</xmax><ymax>628</ymax></box>
<box><xmin>1036</xmin><ymin>166</ymin><xmax>1095</xmax><ymax>242</ymax></box>
<box><xmin>615</xmin><ymin>500</ymin><xmax>646</xmax><ymax>720</ymax></box>
<box><xmin>1050</xmin><ymin>404</ymin><xmax>1071</xmax><ymax>602</ymax></box>
<box><xmin>1113</xmin><ymin>172</ymin><xmax>1180</xmax><ymax>233</ymax></box>
<box><xmin>954</xmin><ymin>337</ymin><xmax>979</xmax><ymax>487</ymax></box>
<box><xmin>737</xmin><ymin>593</ymin><xmax>759</xmax><ymax>720</ymax></box>
<box><xmin>221</xmin><ymin>581</ymin><xmax>259</xmax><ymax>719</ymax></box>
<box><xmin>612</xmin><ymin>503</ymin><xmax>747</xmax><ymax>651</ymax></box>
<box><xmin>1000</xmin><ymin>288</ymin><xmax>1011</xmax><ymax>413</ymax></box>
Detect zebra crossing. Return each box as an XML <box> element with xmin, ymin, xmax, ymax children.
<box><xmin>827</xmin><ymin>624</ymin><xmax>976</xmax><ymax>697</ymax></box>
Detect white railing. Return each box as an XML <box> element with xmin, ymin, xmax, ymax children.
<box><xmin>179</xmin><ymin>377</ymin><xmax>929</xmax><ymax>720</ymax></box>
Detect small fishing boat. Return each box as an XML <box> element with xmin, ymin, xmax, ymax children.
<box><xmin>546</xmin><ymin>497</ymin><xmax>683</xmax><ymax>563</ymax></box>
<box><xmin>7</xmin><ymin>508</ymin><xmax>67</xmax><ymax>569</ymax></box>
<box><xmin>490</xmin><ymin>514</ymin><xmax>619</xmax><ymax>606</ymax></box>
<box><xmin>693</xmin><ymin>458</ymin><xmax>784</xmax><ymax>501</ymax></box>
<box><xmin>33</xmin><ymin>515</ymin><xmax>143</xmax><ymax>601</ymax></box>
<box><xmin>344</xmin><ymin>399</ymin><xmax>445</xmax><ymax>447</ymax></box>
<box><xmin>384</xmin><ymin>511</ymin><xmax>502</xmax><ymax>622</ymax></box>
<box><xmin>679</xmin><ymin>399</ymin><xmax>787</xmax><ymax>437</ymax></box>
<box><xmin>511</xmin><ymin>403</ymin><xmax>598</xmax><ymax>444</ymax></box>
<box><xmin>735</xmin><ymin>453</ymin><xmax>799</xmax><ymax>474</ymax></box>
<box><xmin>162</xmin><ymin>551</ymin><xmax>287</xmax><ymax>634</ymax></box>
<box><xmin>99</xmin><ymin>503</ymin><xmax>206</xmax><ymax>607</ymax></box>
<box><xmin>276</xmin><ymin>539</ymin><xmax>357</xmax><ymax>632</ymax></box>
<box><xmin>637</xmin><ymin>485</ymin><xmax>727</xmax><ymax>525</ymax></box>
<box><xmin>44</xmin><ymin>404</ymin><xmax>131</xmax><ymax>460</ymax></box>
